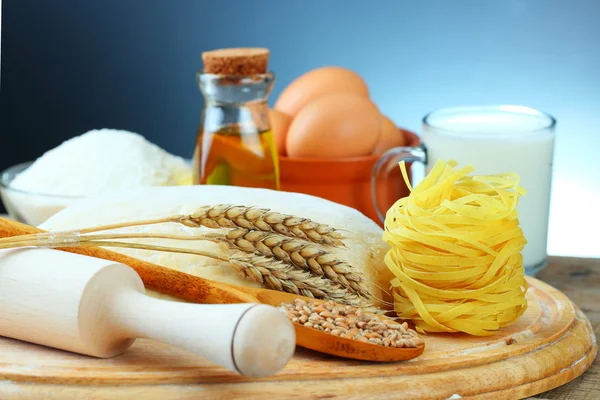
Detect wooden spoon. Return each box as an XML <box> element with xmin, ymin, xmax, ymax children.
<box><xmin>0</xmin><ymin>218</ymin><xmax>424</xmax><ymax>362</ymax></box>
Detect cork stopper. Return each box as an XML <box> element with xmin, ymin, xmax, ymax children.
<box><xmin>202</xmin><ymin>48</ymin><xmax>270</xmax><ymax>75</ymax></box>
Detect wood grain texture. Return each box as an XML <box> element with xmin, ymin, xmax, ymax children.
<box><xmin>0</xmin><ymin>274</ymin><xmax>595</xmax><ymax>400</ymax></box>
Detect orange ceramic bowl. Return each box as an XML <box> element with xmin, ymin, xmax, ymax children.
<box><xmin>279</xmin><ymin>128</ymin><xmax>420</xmax><ymax>226</ymax></box>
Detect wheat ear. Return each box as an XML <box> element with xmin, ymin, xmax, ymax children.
<box><xmin>228</xmin><ymin>252</ymin><xmax>371</xmax><ymax>308</ymax></box>
<box><xmin>177</xmin><ymin>204</ymin><xmax>346</xmax><ymax>246</ymax></box>
<box><xmin>211</xmin><ymin>228</ymin><xmax>370</xmax><ymax>297</ymax></box>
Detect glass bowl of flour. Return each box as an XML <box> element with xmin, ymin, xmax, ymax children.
<box><xmin>0</xmin><ymin>129</ymin><xmax>193</xmax><ymax>227</ymax></box>
<box><xmin>0</xmin><ymin>161</ymin><xmax>84</xmax><ymax>226</ymax></box>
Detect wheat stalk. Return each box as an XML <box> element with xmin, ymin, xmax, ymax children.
<box><xmin>0</xmin><ymin>229</ymin><xmax>371</xmax><ymax>298</ymax></box>
<box><xmin>211</xmin><ymin>228</ymin><xmax>369</xmax><ymax>297</ymax></box>
<box><xmin>0</xmin><ymin>205</ymin><xmax>346</xmax><ymax>247</ymax></box>
<box><xmin>44</xmin><ymin>205</ymin><xmax>345</xmax><ymax>246</ymax></box>
<box><xmin>0</xmin><ymin>234</ymin><xmax>370</xmax><ymax>307</ymax></box>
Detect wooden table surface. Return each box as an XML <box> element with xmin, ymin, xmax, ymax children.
<box><xmin>526</xmin><ymin>256</ymin><xmax>600</xmax><ymax>400</ymax></box>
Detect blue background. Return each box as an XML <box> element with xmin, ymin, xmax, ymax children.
<box><xmin>1</xmin><ymin>0</ymin><xmax>599</xmax><ymax>257</ymax></box>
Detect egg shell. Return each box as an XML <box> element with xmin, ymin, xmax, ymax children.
<box><xmin>268</xmin><ymin>109</ymin><xmax>293</xmax><ymax>155</ymax></box>
<box><xmin>274</xmin><ymin>66</ymin><xmax>370</xmax><ymax>116</ymax></box>
<box><xmin>286</xmin><ymin>93</ymin><xmax>382</xmax><ymax>158</ymax></box>
<box><xmin>372</xmin><ymin>115</ymin><xmax>408</xmax><ymax>155</ymax></box>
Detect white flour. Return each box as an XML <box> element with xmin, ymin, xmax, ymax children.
<box><xmin>9</xmin><ymin>129</ymin><xmax>192</xmax><ymax>197</ymax></box>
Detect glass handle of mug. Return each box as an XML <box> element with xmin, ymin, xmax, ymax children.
<box><xmin>371</xmin><ymin>144</ymin><xmax>427</xmax><ymax>224</ymax></box>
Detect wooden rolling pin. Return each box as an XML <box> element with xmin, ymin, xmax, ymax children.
<box><xmin>0</xmin><ymin>247</ymin><xmax>296</xmax><ymax>378</ymax></box>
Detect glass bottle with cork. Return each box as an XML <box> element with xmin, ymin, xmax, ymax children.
<box><xmin>192</xmin><ymin>48</ymin><xmax>280</xmax><ymax>190</ymax></box>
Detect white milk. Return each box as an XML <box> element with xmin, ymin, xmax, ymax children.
<box><xmin>423</xmin><ymin>106</ymin><xmax>555</xmax><ymax>272</ymax></box>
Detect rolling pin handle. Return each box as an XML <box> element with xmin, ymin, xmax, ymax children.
<box><xmin>112</xmin><ymin>293</ymin><xmax>296</xmax><ymax>378</ymax></box>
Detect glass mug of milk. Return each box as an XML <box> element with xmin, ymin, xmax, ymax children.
<box><xmin>372</xmin><ymin>105</ymin><xmax>556</xmax><ymax>276</ymax></box>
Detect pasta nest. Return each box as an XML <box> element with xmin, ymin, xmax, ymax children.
<box><xmin>383</xmin><ymin>160</ymin><xmax>528</xmax><ymax>336</ymax></box>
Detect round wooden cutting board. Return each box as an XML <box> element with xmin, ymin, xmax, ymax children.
<box><xmin>0</xmin><ymin>277</ymin><xmax>596</xmax><ymax>400</ymax></box>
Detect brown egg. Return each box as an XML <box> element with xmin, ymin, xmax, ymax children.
<box><xmin>274</xmin><ymin>66</ymin><xmax>370</xmax><ymax>116</ymax></box>
<box><xmin>372</xmin><ymin>115</ymin><xmax>407</xmax><ymax>155</ymax></box>
<box><xmin>268</xmin><ymin>109</ymin><xmax>293</xmax><ymax>155</ymax></box>
<box><xmin>286</xmin><ymin>93</ymin><xmax>381</xmax><ymax>158</ymax></box>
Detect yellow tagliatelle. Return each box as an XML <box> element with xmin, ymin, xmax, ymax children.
<box><xmin>383</xmin><ymin>159</ymin><xmax>528</xmax><ymax>336</ymax></box>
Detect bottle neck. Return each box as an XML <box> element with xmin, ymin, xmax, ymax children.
<box><xmin>197</xmin><ymin>73</ymin><xmax>274</xmax><ymax>106</ymax></box>
<box><xmin>198</xmin><ymin>72</ymin><xmax>274</xmax><ymax>134</ymax></box>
